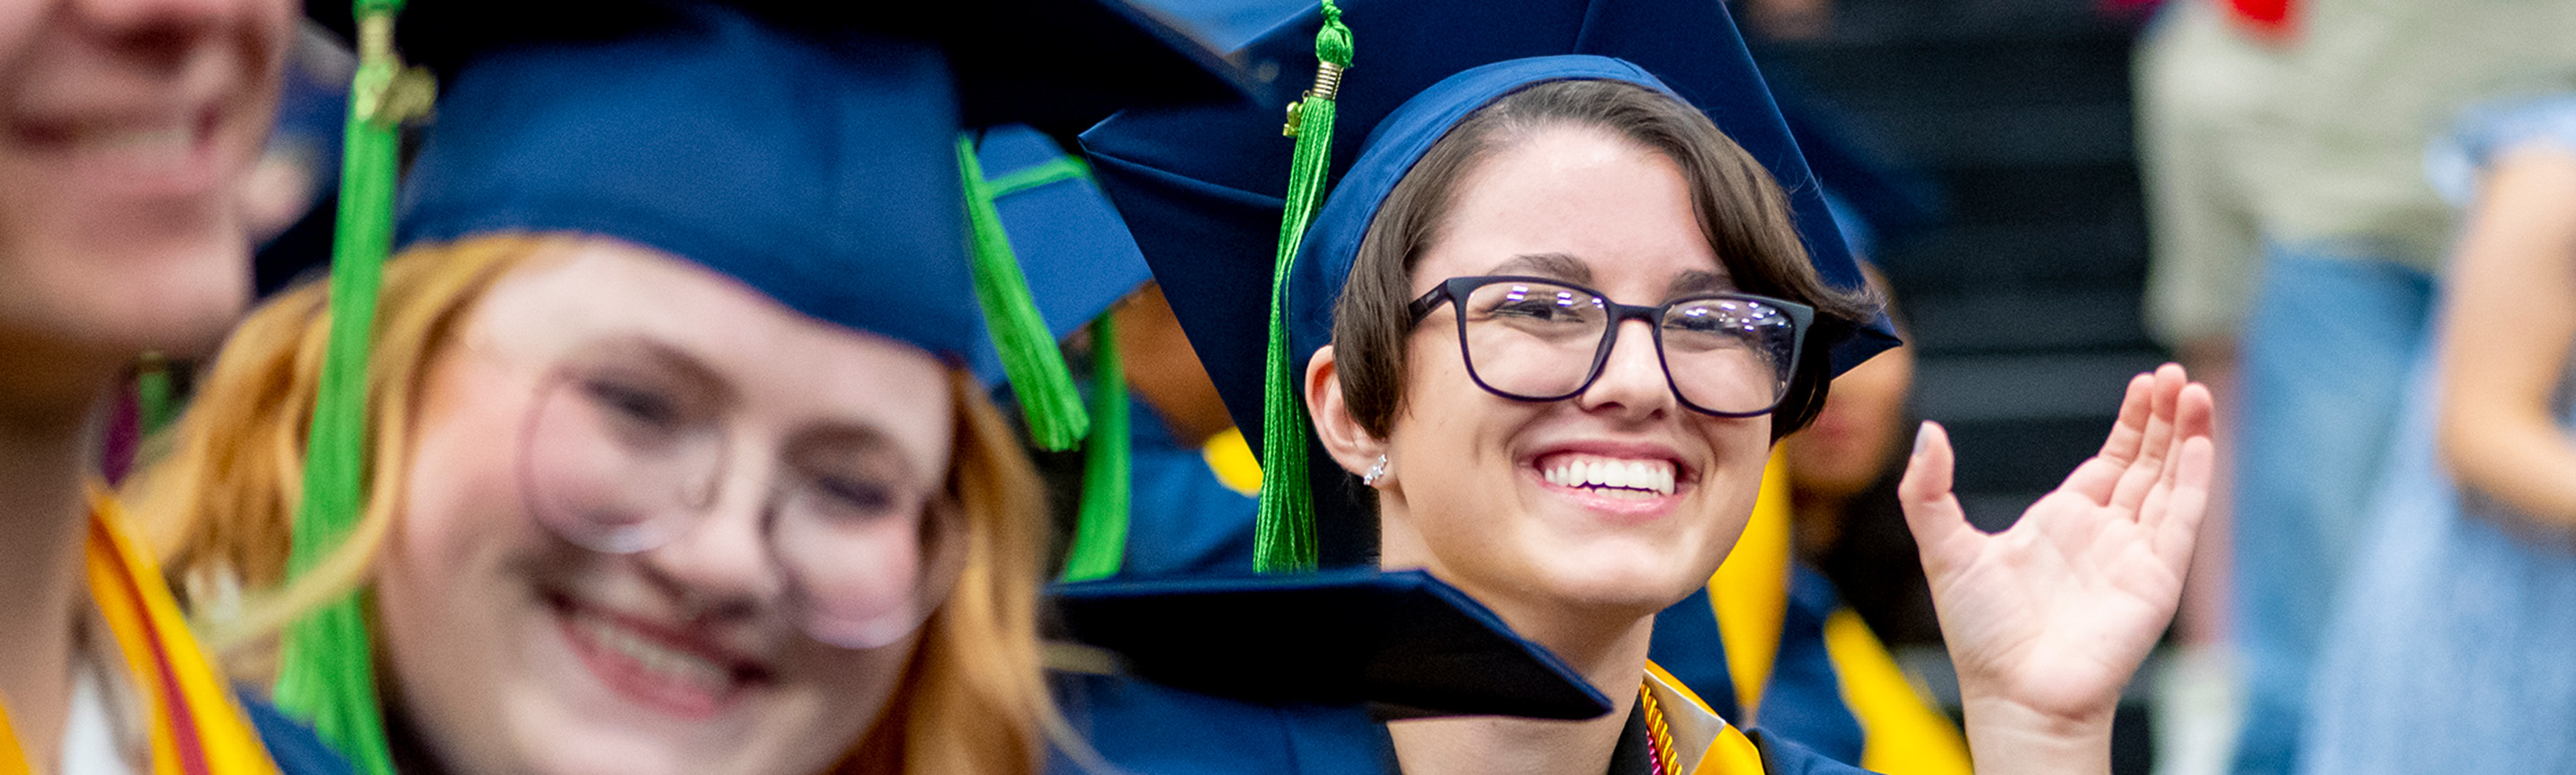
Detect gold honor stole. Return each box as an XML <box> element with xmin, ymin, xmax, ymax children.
<box><xmin>0</xmin><ymin>488</ymin><xmax>285</xmax><ymax>775</ymax></box>
<box><xmin>1644</xmin><ymin>662</ymin><xmax>1764</xmax><ymax>775</ymax></box>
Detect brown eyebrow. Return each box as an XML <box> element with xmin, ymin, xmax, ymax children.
<box><xmin>1487</xmin><ymin>253</ymin><xmax>1593</xmax><ymax>284</ymax></box>
<box><xmin>568</xmin><ymin>336</ymin><xmax>741</xmax><ymax>409</ymax></box>
<box><xmin>1664</xmin><ymin>269</ymin><xmax>1734</xmax><ymax>298</ymax></box>
<box><xmin>786</xmin><ymin>425</ymin><xmax>917</xmax><ymax>489</ymax></box>
<box><xmin>1483</xmin><ymin>254</ymin><xmax>1735</xmax><ymax>299</ymax></box>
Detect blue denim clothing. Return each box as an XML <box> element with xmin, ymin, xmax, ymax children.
<box><xmin>2298</xmin><ymin>93</ymin><xmax>2576</xmax><ymax>775</ymax></box>
<box><xmin>2298</xmin><ymin>334</ymin><xmax>2576</xmax><ymax>774</ymax></box>
<box><xmin>2228</xmin><ymin>248</ymin><xmax>2435</xmax><ymax>775</ymax></box>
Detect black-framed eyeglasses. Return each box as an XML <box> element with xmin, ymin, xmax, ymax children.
<box><xmin>1408</xmin><ymin>275</ymin><xmax>1814</xmax><ymax>417</ymax></box>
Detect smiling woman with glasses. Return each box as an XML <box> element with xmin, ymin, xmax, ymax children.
<box><xmin>1084</xmin><ymin>9</ymin><xmax>2217</xmax><ymax>770</ymax></box>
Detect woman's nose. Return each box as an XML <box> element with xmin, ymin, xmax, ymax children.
<box><xmin>1575</xmin><ymin>319</ymin><xmax>1676</xmax><ymax>417</ymax></box>
<box><xmin>635</xmin><ymin>459</ymin><xmax>785</xmax><ymax>610</ymax></box>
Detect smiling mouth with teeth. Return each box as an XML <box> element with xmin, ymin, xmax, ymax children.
<box><xmin>10</xmin><ymin>103</ymin><xmax>230</xmax><ymax>191</ymax></box>
<box><xmin>554</xmin><ymin>597</ymin><xmax>768</xmax><ymax>718</ymax></box>
<box><xmin>1539</xmin><ymin>454</ymin><xmax>1679</xmax><ymax>499</ymax></box>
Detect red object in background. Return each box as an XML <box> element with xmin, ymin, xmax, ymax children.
<box><xmin>2226</xmin><ymin>0</ymin><xmax>2297</xmax><ymax>37</ymax></box>
<box><xmin>2095</xmin><ymin>0</ymin><xmax>2300</xmax><ymax>39</ymax></box>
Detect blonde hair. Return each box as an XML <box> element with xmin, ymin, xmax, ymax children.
<box><xmin>126</xmin><ymin>233</ymin><xmax>1053</xmax><ymax>775</ymax></box>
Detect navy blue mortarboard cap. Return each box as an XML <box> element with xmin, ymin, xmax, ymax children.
<box><xmin>1083</xmin><ymin>0</ymin><xmax>1903</xmax><ymax>459</ymax></box>
<box><xmin>305</xmin><ymin>0</ymin><xmax>1271</xmax><ymax>137</ymax></box>
<box><xmin>395</xmin><ymin>2</ymin><xmax>1254</xmax><ymax>362</ymax></box>
<box><xmin>397</xmin><ymin>8</ymin><xmax>978</xmax><ymax>358</ymax></box>
<box><xmin>1139</xmin><ymin>0</ymin><xmax>1310</xmax><ymax>50</ymax></box>
<box><xmin>1053</xmin><ymin>569</ymin><xmax>1614</xmax><ymax>719</ymax></box>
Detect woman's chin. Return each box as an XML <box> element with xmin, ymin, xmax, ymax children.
<box><xmin>1517</xmin><ymin>545</ymin><xmax>1711</xmax><ymax>619</ymax></box>
<box><xmin>494</xmin><ymin>682</ymin><xmax>763</xmax><ymax>775</ymax></box>
<box><xmin>511</xmin><ymin>732</ymin><xmax>706</xmax><ymax>775</ymax></box>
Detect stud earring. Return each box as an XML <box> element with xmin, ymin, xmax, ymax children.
<box><xmin>1362</xmin><ymin>454</ymin><xmax>1390</xmax><ymax>486</ymax></box>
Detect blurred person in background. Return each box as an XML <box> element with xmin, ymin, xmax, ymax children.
<box><xmin>1780</xmin><ymin>267</ymin><xmax>1937</xmax><ymax>652</ymax></box>
<box><xmin>123</xmin><ymin>3</ymin><xmax>1251</xmax><ymax>774</ymax></box>
<box><xmin>1740</xmin><ymin>265</ymin><xmax>1969</xmax><ymax>775</ymax></box>
<box><xmin>0</xmin><ymin>0</ymin><xmax>352</xmax><ymax>772</ymax></box>
<box><xmin>2299</xmin><ymin>95</ymin><xmax>2576</xmax><ymax>774</ymax></box>
<box><xmin>2135</xmin><ymin>2</ymin><xmax>2576</xmax><ymax>772</ymax></box>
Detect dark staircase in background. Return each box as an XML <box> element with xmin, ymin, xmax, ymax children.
<box><xmin>1752</xmin><ymin>0</ymin><xmax>2168</xmax><ymax>533</ymax></box>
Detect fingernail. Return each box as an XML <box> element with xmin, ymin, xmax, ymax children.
<box><xmin>1912</xmin><ymin>421</ymin><xmax>1933</xmax><ymax>455</ymax></box>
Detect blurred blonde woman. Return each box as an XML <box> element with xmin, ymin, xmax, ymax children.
<box><xmin>132</xmin><ymin>235</ymin><xmax>1049</xmax><ymax>775</ymax></box>
<box><xmin>121</xmin><ymin>2</ymin><xmax>1249</xmax><ymax>773</ymax></box>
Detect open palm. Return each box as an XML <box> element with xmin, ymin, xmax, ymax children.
<box><xmin>1899</xmin><ymin>364</ymin><xmax>2215</xmax><ymax>724</ymax></box>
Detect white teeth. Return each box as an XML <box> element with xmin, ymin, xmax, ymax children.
<box><xmin>578</xmin><ymin>613</ymin><xmax>731</xmax><ymax>695</ymax></box>
<box><xmin>1539</xmin><ymin>455</ymin><xmax>1677</xmax><ymax>496</ymax></box>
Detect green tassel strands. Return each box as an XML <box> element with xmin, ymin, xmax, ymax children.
<box><xmin>1058</xmin><ymin>315</ymin><xmax>1132</xmax><ymax>582</ymax></box>
<box><xmin>959</xmin><ymin>135</ymin><xmax>1092</xmax><ymax>451</ymax></box>
<box><xmin>967</xmin><ymin>144</ymin><xmax>1133</xmax><ymax>581</ymax></box>
<box><xmin>274</xmin><ymin>4</ymin><xmax>430</xmax><ymax>774</ymax></box>
<box><xmin>135</xmin><ymin>352</ymin><xmax>176</xmax><ymax>437</ymax></box>
<box><xmin>1255</xmin><ymin>2</ymin><xmax>1352</xmax><ymax>574</ymax></box>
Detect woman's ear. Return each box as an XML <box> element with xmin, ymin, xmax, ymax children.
<box><xmin>1304</xmin><ymin>344</ymin><xmax>1386</xmax><ymax>477</ymax></box>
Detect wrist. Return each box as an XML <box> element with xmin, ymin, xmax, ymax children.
<box><xmin>1958</xmin><ymin>692</ymin><xmax>2115</xmax><ymax>775</ymax></box>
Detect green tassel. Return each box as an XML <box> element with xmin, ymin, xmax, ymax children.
<box><xmin>986</xmin><ymin>154</ymin><xmax>1092</xmax><ymax>199</ymax></box>
<box><xmin>274</xmin><ymin>5</ymin><xmax>420</xmax><ymax>774</ymax></box>
<box><xmin>1254</xmin><ymin>1</ymin><xmax>1352</xmax><ymax>574</ymax></box>
<box><xmin>135</xmin><ymin>352</ymin><xmax>175</xmax><ymax>436</ymax></box>
<box><xmin>958</xmin><ymin>135</ymin><xmax>1091</xmax><ymax>450</ymax></box>
<box><xmin>1058</xmin><ymin>316</ymin><xmax>1132</xmax><ymax>582</ymax></box>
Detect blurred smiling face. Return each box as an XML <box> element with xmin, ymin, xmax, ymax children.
<box><xmin>0</xmin><ymin>0</ymin><xmax>289</xmax><ymax>355</ymax></box>
<box><xmin>1373</xmin><ymin>123</ymin><xmax>1770</xmax><ymax>620</ymax></box>
<box><xmin>375</xmin><ymin>239</ymin><xmax>958</xmax><ymax>775</ymax></box>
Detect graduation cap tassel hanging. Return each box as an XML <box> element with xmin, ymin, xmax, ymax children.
<box><xmin>959</xmin><ymin>134</ymin><xmax>1136</xmax><ymax>582</ymax></box>
<box><xmin>273</xmin><ymin>3</ymin><xmax>431</xmax><ymax>774</ymax></box>
<box><xmin>135</xmin><ymin>352</ymin><xmax>175</xmax><ymax>436</ymax></box>
<box><xmin>1254</xmin><ymin>2</ymin><xmax>1352</xmax><ymax>574</ymax></box>
<box><xmin>1059</xmin><ymin>314</ymin><xmax>1131</xmax><ymax>582</ymax></box>
<box><xmin>959</xmin><ymin>135</ymin><xmax>1092</xmax><ymax>450</ymax></box>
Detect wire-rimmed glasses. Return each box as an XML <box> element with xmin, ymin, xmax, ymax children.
<box><xmin>515</xmin><ymin>342</ymin><xmax>962</xmax><ymax>650</ymax></box>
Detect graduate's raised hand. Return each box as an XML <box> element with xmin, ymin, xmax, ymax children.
<box><xmin>1897</xmin><ymin>364</ymin><xmax>2215</xmax><ymax>774</ymax></box>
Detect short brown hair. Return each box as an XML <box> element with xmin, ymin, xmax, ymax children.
<box><xmin>1330</xmin><ymin>78</ymin><xmax>1877</xmax><ymax>442</ymax></box>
